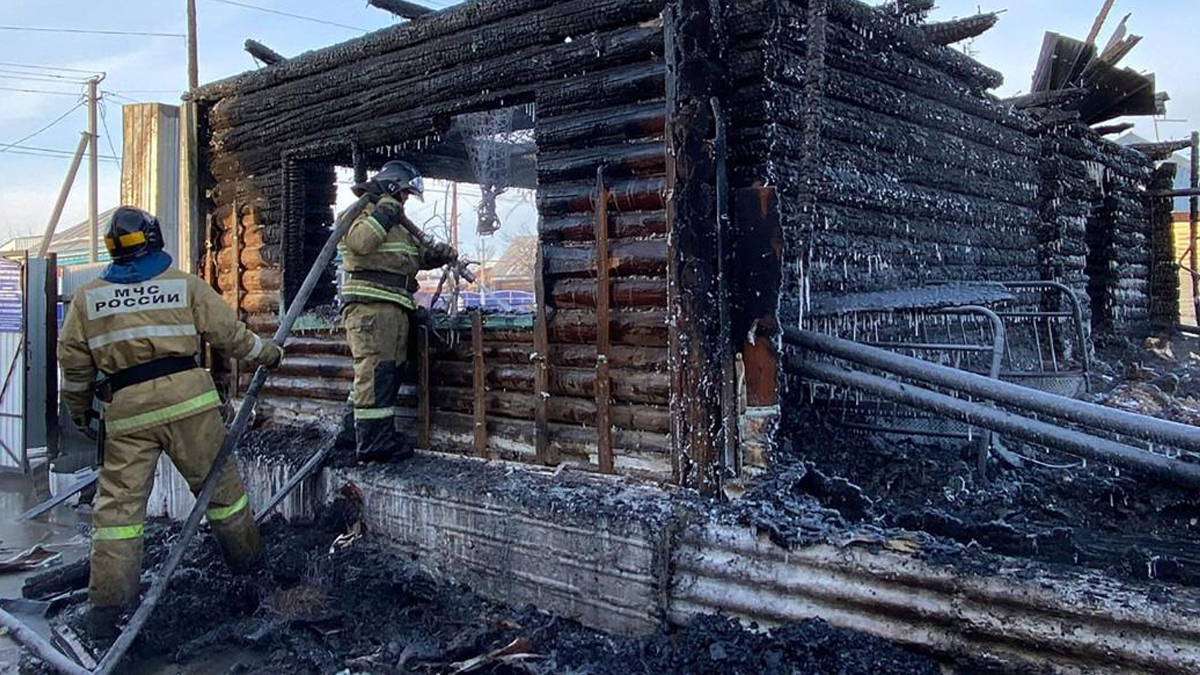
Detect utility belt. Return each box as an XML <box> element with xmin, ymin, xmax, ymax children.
<box><xmin>98</xmin><ymin>356</ymin><xmax>199</xmax><ymax>401</ymax></box>
<box><xmin>347</xmin><ymin>271</ymin><xmax>417</xmax><ymax>293</ymax></box>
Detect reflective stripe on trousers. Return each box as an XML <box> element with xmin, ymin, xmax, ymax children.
<box><xmin>105</xmin><ymin>389</ymin><xmax>220</xmax><ymax>434</ymax></box>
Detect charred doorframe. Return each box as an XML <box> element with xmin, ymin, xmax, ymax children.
<box><xmin>665</xmin><ymin>0</ymin><xmax>737</xmax><ymax>495</ymax></box>
<box><xmin>281</xmin><ymin>147</ymin><xmax>341</xmax><ymax>314</ymax></box>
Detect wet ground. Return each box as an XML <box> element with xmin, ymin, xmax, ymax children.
<box><xmin>18</xmin><ymin>495</ymin><xmax>949</xmax><ymax>675</ymax></box>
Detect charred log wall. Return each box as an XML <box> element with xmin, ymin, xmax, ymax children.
<box><xmin>741</xmin><ymin>0</ymin><xmax>1044</xmax><ymax>326</ymax></box>
<box><xmin>194</xmin><ymin>0</ymin><xmax>671</xmax><ymax>477</ymax></box>
<box><xmin>1150</xmin><ymin>162</ymin><xmax>1181</xmax><ymax>333</ymax></box>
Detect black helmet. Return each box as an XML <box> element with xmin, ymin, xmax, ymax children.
<box><xmin>353</xmin><ymin>160</ymin><xmax>425</xmax><ymax>201</ymax></box>
<box><xmin>104</xmin><ymin>206</ymin><xmax>164</xmax><ymax>262</ymax></box>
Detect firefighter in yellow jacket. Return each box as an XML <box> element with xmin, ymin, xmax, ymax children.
<box><xmin>338</xmin><ymin>161</ymin><xmax>456</xmax><ymax>461</ymax></box>
<box><xmin>58</xmin><ymin>207</ymin><xmax>283</xmax><ymax>617</ymax></box>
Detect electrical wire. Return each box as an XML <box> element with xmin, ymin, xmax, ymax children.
<box><xmin>0</xmin><ymin>25</ymin><xmax>185</xmax><ymax>38</ymax></box>
<box><xmin>0</xmin><ymin>100</ymin><xmax>86</xmax><ymax>157</ymax></box>
<box><xmin>204</xmin><ymin>0</ymin><xmax>367</xmax><ymax>32</ymax></box>
<box><xmin>0</xmin><ymin>70</ymin><xmax>89</xmax><ymax>84</ymax></box>
<box><xmin>99</xmin><ymin>102</ymin><xmax>120</xmax><ymax>159</ymax></box>
<box><xmin>0</xmin><ymin>86</ymin><xmax>83</xmax><ymax>96</ymax></box>
<box><xmin>0</xmin><ymin>61</ymin><xmax>100</xmax><ymax>74</ymax></box>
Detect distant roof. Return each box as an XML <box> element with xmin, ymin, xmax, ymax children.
<box><xmin>0</xmin><ymin>208</ymin><xmax>118</xmax><ymax>255</ymax></box>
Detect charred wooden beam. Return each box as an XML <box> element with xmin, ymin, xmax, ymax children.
<box><xmin>1003</xmin><ymin>87</ymin><xmax>1089</xmax><ymax>110</ymax></box>
<box><xmin>922</xmin><ymin>13</ymin><xmax>999</xmax><ymax>46</ymax></box>
<box><xmin>367</xmin><ymin>0</ymin><xmax>434</xmax><ymax>20</ymax></box>
<box><xmin>1129</xmin><ymin>139</ymin><xmax>1191</xmax><ymax>161</ymax></box>
<box><xmin>1091</xmin><ymin>122</ymin><xmax>1134</xmax><ymax>137</ymax></box>
<box><xmin>595</xmin><ymin>167</ymin><xmax>614</xmax><ymax>474</ymax></box>
<box><xmin>244</xmin><ymin>39</ymin><xmax>286</xmax><ymax>66</ymax></box>
<box><xmin>665</xmin><ymin>0</ymin><xmax>728</xmax><ymax>495</ymax></box>
<box><xmin>472</xmin><ymin>310</ymin><xmax>488</xmax><ymax>459</ymax></box>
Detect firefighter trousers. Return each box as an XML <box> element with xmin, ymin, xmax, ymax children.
<box><xmin>342</xmin><ymin>301</ymin><xmax>410</xmax><ymax>460</ymax></box>
<box><xmin>89</xmin><ymin>407</ymin><xmax>261</xmax><ymax>608</ymax></box>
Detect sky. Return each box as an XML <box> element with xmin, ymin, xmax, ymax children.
<box><xmin>0</xmin><ymin>0</ymin><xmax>1196</xmax><ymax>249</ymax></box>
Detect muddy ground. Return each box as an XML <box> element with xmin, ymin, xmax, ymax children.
<box><xmin>779</xmin><ymin>334</ymin><xmax>1200</xmax><ymax>588</ymax></box>
<box><xmin>22</xmin><ymin>497</ymin><xmax>948</xmax><ymax>675</ymax></box>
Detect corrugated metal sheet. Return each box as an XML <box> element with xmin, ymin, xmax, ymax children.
<box><xmin>146</xmin><ymin>454</ymin><xmax>317</xmax><ymax>522</ymax></box>
<box><xmin>0</xmin><ymin>257</ymin><xmax>24</xmax><ymax>471</ymax></box>
<box><xmin>670</xmin><ymin>524</ymin><xmax>1200</xmax><ymax>675</ymax></box>
<box><xmin>121</xmin><ymin>103</ymin><xmax>181</xmax><ymax>258</ymax></box>
<box><xmin>59</xmin><ymin>263</ymin><xmax>107</xmax><ymax>300</ymax></box>
<box><xmin>0</xmin><ymin>332</ymin><xmax>24</xmax><ymax>471</ymax></box>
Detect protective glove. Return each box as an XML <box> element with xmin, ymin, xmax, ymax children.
<box><xmin>72</xmin><ymin>412</ymin><xmax>98</xmax><ymax>441</ymax></box>
<box><xmin>260</xmin><ymin>341</ymin><xmax>285</xmax><ymax>369</ymax></box>
<box><xmin>429</xmin><ymin>242</ymin><xmax>457</xmax><ymax>266</ymax></box>
<box><xmin>371</xmin><ymin>198</ymin><xmax>404</xmax><ymax>231</ymax></box>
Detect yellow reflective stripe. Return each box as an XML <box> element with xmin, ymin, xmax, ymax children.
<box><xmin>363</xmin><ymin>216</ymin><xmax>388</xmax><ymax>240</ymax></box>
<box><xmin>120</xmin><ymin>232</ymin><xmax>147</xmax><ymax>246</ymax></box>
<box><xmin>106</xmin><ymin>390</ymin><xmax>220</xmax><ymax>434</ymax></box>
<box><xmin>206</xmin><ymin>494</ymin><xmax>249</xmax><ymax>521</ymax></box>
<box><xmin>94</xmin><ymin>524</ymin><xmax>144</xmax><ymax>541</ymax></box>
<box><xmin>354</xmin><ymin>407</ymin><xmax>395</xmax><ymax>420</ymax></box>
<box><xmin>378</xmin><ymin>242</ymin><xmax>419</xmax><ymax>255</ymax></box>
<box><xmin>341</xmin><ymin>283</ymin><xmax>415</xmax><ymax>309</ymax></box>
<box><xmin>88</xmin><ymin>324</ymin><xmax>198</xmax><ymax>349</ymax></box>
<box><xmin>61</xmin><ymin>378</ymin><xmax>93</xmax><ymax>392</ymax></box>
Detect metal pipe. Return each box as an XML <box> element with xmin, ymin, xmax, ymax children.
<box><xmin>91</xmin><ymin>195</ymin><xmax>373</xmax><ymax>675</ymax></box>
<box><xmin>0</xmin><ymin>608</ymin><xmax>90</xmax><ymax>675</ymax></box>
<box><xmin>37</xmin><ymin>132</ymin><xmax>90</xmax><ymax>259</ymax></box>
<box><xmin>784</xmin><ymin>328</ymin><xmax>1200</xmax><ymax>454</ymax></box>
<box><xmin>790</xmin><ymin>356</ymin><xmax>1200</xmax><ymax>490</ymax></box>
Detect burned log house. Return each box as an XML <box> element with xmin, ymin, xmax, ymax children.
<box><xmin>189</xmin><ymin>0</ymin><xmax>1175</xmax><ymax>495</ymax></box>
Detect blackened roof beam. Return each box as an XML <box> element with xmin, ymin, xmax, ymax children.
<box><xmin>367</xmin><ymin>0</ymin><xmax>434</xmax><ymax>20</ymax></box>
<box><xmin>922</xmin><ymin>12</ymin><xmax>1001</xmax><ymax>46</ymax></box>
<box><xmin>1129</xmin><ymin>139</ymin><xmax>1191</xmax><ymax>161</ymax></box>
<box><xmin>244</xmin><ymin>39</ymin><xmax>286</xmax><ymax>65</ymax></box>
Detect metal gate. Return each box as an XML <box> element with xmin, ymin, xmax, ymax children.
<box><xmin>0</xmin><ymin>256</ymin><xmax>27</xmax><ymax>472</ymax></box>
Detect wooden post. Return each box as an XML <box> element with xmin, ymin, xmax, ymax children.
<box><xmin>43</xmin><ymin>253</ymin><xmax>59</xmax><ymax>465</ymax></box>
<box><xmin>186</xmin><ymin>0</ymin><xmax>199</xmax><ymax>90</ymax></box>
<box><xmin>230</xmin><ymin>201</ymin><xmax>242</xmax><ymax>397</ymax></box>
<box><xmin>472</xmin><ymin>310</ymin><xmax>488</xmax><ymax>458</ymax></box>
<box><xmin>595</xmin><ymin>167</ymin><xmax>614</xmax><ymax>474</ymax></box>
<box><xmin>418</xmin><ymin>326</ymin><xmax>430</xmax><ymax>449</ymax></box>
<box><xmin>533</xmin><ymin>242</ymin><xmax>553</xmax><ymax>466</ymax></box>
<box><xmin>664</xmin><ymin>1</ymin><xmax>727</xmax><ymax>495</ymax></box>
<box><xmin>1191</xmin><ymin>132</ymin><xmax>1199</xmax><ymax>325</ymax></box>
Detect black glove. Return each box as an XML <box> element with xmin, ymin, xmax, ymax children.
<box><xmin>72</xmin><ymin>412</ymin><xmax>98</xmax><ymax>441</ymax></box>
<box><xmin>371</xmin><ymin>199</ymin><xmax>404</xmax><ymax>231</ymax></box>
<box><xmin>430</xmin><ymin>242</ymin><xmax>457</xmax><ymax>266</ymax></box>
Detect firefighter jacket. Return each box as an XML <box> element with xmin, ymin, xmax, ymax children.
<box><xmin>58</xmin><ymin>268</ymin><xmax>274</xmax><ymax>437</ymax></box>
<box><xmin>339</xmin><ymin>195</ymin><xmax>451</xmax><ymax>309</ymax></box>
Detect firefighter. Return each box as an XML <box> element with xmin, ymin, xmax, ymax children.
<box><xmin>58</xmin><ymin>207</ymin><xmax>283</xmax><ymax>618</ymax></box>
<box><xmin>337</xmin><ymin>160</ymin><xmax>456</xmax><ymax>462</ymax></box>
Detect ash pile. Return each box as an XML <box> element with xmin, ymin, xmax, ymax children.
<box><xmin>20</xmin><ymin>495</ymin><xmax>944</xmax><ymax>675</ymax></box>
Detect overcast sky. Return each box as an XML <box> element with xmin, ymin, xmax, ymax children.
<box><xmin>0</xmin><ymin>0</ymin><xmax>1195</xmax><ymax>248</ymax></box>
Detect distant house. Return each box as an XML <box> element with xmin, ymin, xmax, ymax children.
<box><xmin>488</xmin><ymin>236</ymin><xmax>536</xmax><ymax>292</ymax></box>
<box><xmin>0</xmin><ymin>209</ymin><xmax>117</xmax><ymax>266</ymax></box>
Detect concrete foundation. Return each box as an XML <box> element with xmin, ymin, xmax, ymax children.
<box><xmin>153</xmin><ymin>450</ymin><xmax>1200</xmax><ymax>675</ymax></box>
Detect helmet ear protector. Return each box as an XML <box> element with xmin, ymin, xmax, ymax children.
<box><xmin>104</xmin><ymin>206</ymin><xmax>164</xmax><ymax>262</ymax></box>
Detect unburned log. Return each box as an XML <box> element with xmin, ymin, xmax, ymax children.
<box><xmin>552</xmin><ymin>278</ymin><xmax>666</xmax><ymax>309</ymax></box>
<box><xmin>429</xmin><ymin>361</ymin><xmax>668</xmax><ymax>405</ymax></box>
<box><xmin>544</xmin><ymin>239</ymin><xmax>667</xmax><ymax>277</ymax></box>
<box><xmin>217</xmin><ymin>268</ymin><xmax>281</xmax><ymax>293</ymax></box>
<box><xmin>540</xmin><ymin>211</ymin><xmax>667</xmax><ymax>242</ymax></box>
<box><xmin>217</xmin><ymin>245</ymin><xmax>278</xmax><ymax>271</ymax></box>
<box><xmin>549</xmin><ymin>309</ymin><xmax>667</xmax><ymax>346</ymax></box>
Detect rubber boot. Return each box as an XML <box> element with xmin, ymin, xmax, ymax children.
<box><xmin>334</xmin><ymin>408</ymin><xmax>356</xmax><ymax>450</ymax></box>
<box><xmin>70</xmin><ymin>603</ymin><xmax>124</xmax><ymax>644</ymax></box>
<box><xmin>355</xmin><ymin>418</ymin><xmax>412</xmax><ymax>463</ymax></box>
<box><xmin>209</xmin><ymin>504</ymin><xmax>263</xmax><ymax>574</ymax></box>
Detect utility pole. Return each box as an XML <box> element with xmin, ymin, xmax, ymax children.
<box><xmin>87</xmin><ymin>76</ymin><xmax>101</xmax><ymax>263</ymax></box>
<box><xmin>37</xmin><ymin>132</ymin><xmax>91</xmax><ymax>259</ymax></box>
<box><xmin>187</xmin><ymin>0</ymin><xmax>199</xmax><ymax>90</ymax></box>
<box><xmin>450</xmin><ymin>182</ymin><xmax>459</xmax><ymax>252</ymax></box>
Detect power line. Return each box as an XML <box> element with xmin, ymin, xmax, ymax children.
<box><xmin>0</xmin><ymin>143</ymin><xmax>119</xmax><ymax>162</ymax></box>
<box><xmin>0</xmin><ymin>69</ymin><xmax>90</xmax><ymax>83</ymax></box>
<box><xmin>99</xmin><ymin>102</ymin><xmax>120</xmax><ymax>159</ymax></box>
<box><xmin>0</xmin><ymin>25</ymin><xmax>185</xmax><ymax>38</ymax></box>
<box><xmin>0</xmin><ymin>101</ymin><xmax>86</xmax><ymax>157</ymax></box>
<box><xmin>0</xmin><ymin>61</ymin><xmax>101</xmax><ymax>74</ymax></box>
<box><xmin>204</xmin><ymin>0</ymin><xmax>367</xmax><ymax>32</ymax></box>
<box><xmin>0</xmin><ymin>85</ymin><xmax>83</xmax><ymax>96</ymax></box>
<box><xmin>0</xmin><ymin>150</ymin><xmax>120</xmax><ymax>164</ymax></box>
